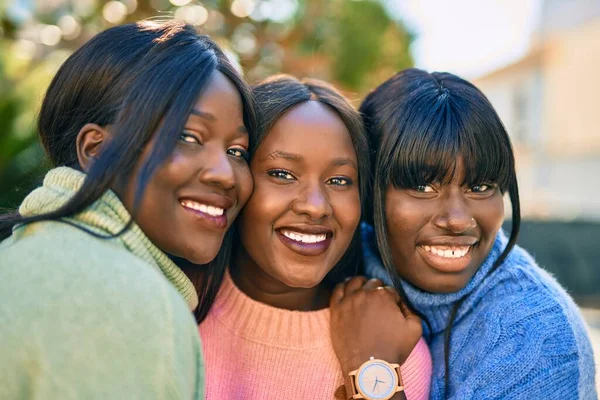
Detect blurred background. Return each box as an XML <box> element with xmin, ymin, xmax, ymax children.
<box><xmin>0</xmin><ymin>0</ymin><xmax>598</xmax><ymax>381</ymax></box>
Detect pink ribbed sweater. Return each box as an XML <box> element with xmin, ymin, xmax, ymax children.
<box><xmin>199</xmin><ymin>271</ymin><xmax>432</xmax><ymax>399</ymax></box>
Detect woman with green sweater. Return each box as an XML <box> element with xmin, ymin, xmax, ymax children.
<box><xmin>0</xmin><ymin>20</ymin><xmax>256</xmax><ymax>399</ymax></box>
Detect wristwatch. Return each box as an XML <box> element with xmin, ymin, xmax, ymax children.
<box><xmin>345</xmin><ymin>357</ymin><xmax>404</xmax><ymax>400</ymax></box>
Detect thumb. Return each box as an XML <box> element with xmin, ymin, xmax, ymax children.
<box><xmin>330</xmin><ymin>282</ymin><xmax>346</xmax><ymax>308</ymax></box>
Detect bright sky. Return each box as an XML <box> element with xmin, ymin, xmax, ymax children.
<box><xmin>385</xmin><ymin>0</ymin><xmax>543</xmax><ymax>78</ymax></box>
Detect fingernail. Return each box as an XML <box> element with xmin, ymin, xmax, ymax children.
<box><xmin>343</xmin><ymin>276</ymin><xmax>352</xmax><ymax>282</ymax></box>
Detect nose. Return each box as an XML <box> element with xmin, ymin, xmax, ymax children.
<box><xmin>198</xmin><ymin>149</ymin><xmax>236</xmax><ymax>190</ymax></box>
<box><xmin>291</xmin><ymin>182</ymin><xmax>333</xmax><ymax>221</ymax></box>
<box><xmin>433</xmin><ymin>193</ymin><xmax>476</xmax><ymax>234</ymax></box>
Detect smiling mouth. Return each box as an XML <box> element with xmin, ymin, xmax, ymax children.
<box><xmin>276</xmin><ymin>228</ymin><xmax>333</xmax><ymax>257</ymax></box>
<box><xmin>418</xmin><ymin>244</ymin><xmax>474</xmax><ymax>273</ymax></box>
<box><xmin>180</xmin><ymin>199</ymin><xmax>228</xmax><ymax>230</ymax></box>
<box><xmin>421</xmin><ymin>245</ymin><xmax>471</xmax><ymax>259</ymax></box>
<box><xmin>279</xmin><ymin>229</ymin><xmax>329</xmax><ymax>244</ymax></box>
<box><xmin>180</xmin><ymin>200</ymin><xmax>225</xmax><ymax>216</ymax></box>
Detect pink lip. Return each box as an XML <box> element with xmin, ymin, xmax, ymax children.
<box><xmin>276</xmin><ymin>230</ymin><xmax>332</xmax><ymax>257</ymax></box>
<box><xmin>418</xmin><ymin>245</ymin><xmax>473</xmax><ymax>273</ymax></box>
<box><xmin>180</xmin><ymin>205</ymin><xmax>228</xmax><ymax>230</ymax></box>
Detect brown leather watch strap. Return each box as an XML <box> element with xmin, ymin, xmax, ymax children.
<box><xmin>344</xmin><ymin>373</ymin><xmax>358</xmax><ymax>399</ymax></box>
<box><xmin>395</xmin><ymin>365</ymin><xmax>405</xmax><ymax>392</ymax></box>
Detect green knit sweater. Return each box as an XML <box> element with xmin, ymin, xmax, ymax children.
<box><xmin>0</xmin><ymin>167</ymin><xmax>204</xmax><ymax>399</ymax></box>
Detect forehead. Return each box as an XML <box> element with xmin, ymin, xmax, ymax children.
<box><xmin>193</xmin><ymin>71</ymin><xmax>243</xmax><ymax>120</ymax></box>
<box><xmin>256</xmin><ymin>101</ymin><xmax>356</xmax><ymax>161</ymax></box>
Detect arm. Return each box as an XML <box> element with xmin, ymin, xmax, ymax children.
<box><xmin>445</xmin><ymin>294</ymin><xmax>596</xmax><ymax>400</ymax></box>
<box><xmin>0</xmin><ymin>250</ymin><xmax>204</xmax><ymax>399</ymax></box>
<box><xmin>330</xmin><ymin>277</ymin><xmax>424</xmax><ymax>400</ymax></box>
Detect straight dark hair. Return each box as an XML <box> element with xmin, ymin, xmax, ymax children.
<box><xmin>360</xmin><ymin>68</ymin><xmax>521</xmax><ymax>397</ymax></box>
<box><xmin>0</xmin><ymin>20</ymin><xmax>258</xmax><ymax>323</ymax></box>
<box><xmin>247</xmin><ymin>74</ymin><xmax>370</xmax><ymax>286</ymax></box>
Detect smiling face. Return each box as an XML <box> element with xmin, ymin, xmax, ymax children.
<box><xmin>237</xmin><ymin>101</ymin><xmax>361</xmax><ymax>289</ymax></box>
<box><xmin>384</xmin><ymin>161</ymin><xmax>504</xmax><ymax>293</ymax></box>
<box><xmin>123</xmin><ymin>71</ymin><xmax>253</xmax><ymax>264</ymax></box>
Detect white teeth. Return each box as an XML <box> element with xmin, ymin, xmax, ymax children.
<box><xmin>281</xmin><ymin>230</ymin><xmax>327</xmax><ymax>244</ymax></box>
<box><xmin>180</xmin><ymin>201</ymin><xmax>224</xmax><ymax>216</ymax></box>
<box><xmin>422</xmin><ymin>246</ymin><xmax>470</xmax><ymax>258</ymax></box>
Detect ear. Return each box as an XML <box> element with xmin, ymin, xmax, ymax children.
<box><xmin>76</xmin><ymin>123</ymin><xmax>111</xmax><ymax>172</ymax></box>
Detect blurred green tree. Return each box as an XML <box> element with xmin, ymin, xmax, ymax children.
<box><xmin>0</xmin><ymin>0</ymin><xmax>413</xmax><ymax>208</ymax></box>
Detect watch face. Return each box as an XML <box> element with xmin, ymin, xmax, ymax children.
<box><xmin>356</xmin><ymin>360</ymin><xmax>397</xmax><ymax>399</ymax></box>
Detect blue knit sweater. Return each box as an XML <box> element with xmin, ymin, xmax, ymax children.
<box><xmin>362</xmin><ymin>224</ymin><xmax>597</xmax><ymax>399</ymax></box>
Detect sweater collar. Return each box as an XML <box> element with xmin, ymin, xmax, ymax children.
<box><xmin>208</xmin><ymin>269</ymin><xmax>332</xmax><ymax>349</ymax></box>
<box><xmin>362</xmin><ymin>223</ymin><xmax>509</xmax><ymax>336</ymax></box>
<box><xmin>18</xmin><ymin>167</ymin><xmax>198</xmax><ymax>310</ymax></box>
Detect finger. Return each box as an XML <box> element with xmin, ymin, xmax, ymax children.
<box><xmin>384</xmin><ymin>286</ymin><xmax>401</xmax><ymax>304</ymax></box>
<box><xmin>362</xmin><ymin>278</ymin><xmax>384</xmax><ymax>291</ymax></box>
<box><xmin>343</xmin><ymin>276</ymin><xmax>368</xmax><ymax>296</ymax></box>
<box><xmin>366</xmin><ymin>282</ymin><xmax>401</xmax><ymax>303</ymax></box>
<box><xmin>330</xmin><ymin>282</ymin><xmax>346</xmax><ymax>307</ymax></box>
<box><xmin>405</xmin><ymin>313</ymin><xmax>423</xmax><ymax>338</ymax></box>
<box><xmin>397</xmin><ymin>299</ymin><xmax>414</xmax><ymax>318</ymax></box>
<box><xmin>398</xmin><ymin>302</ymin><xmax>423</xmax><ymax>335</ymax></box>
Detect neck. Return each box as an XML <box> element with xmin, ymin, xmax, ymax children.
<box><xmin>398</xmin><ymin>230</ymin><xmax>510</xmax><ymax>335</ymax></box>
<box><xmin>231</xmin><ymin>247</ymin><xmax>330</xmax><ymax>311</ymax></box>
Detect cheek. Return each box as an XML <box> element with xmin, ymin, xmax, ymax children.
<box><xmin>238</xmin><ymin>181</ymin><xmax>285</xmax><ymax>235</ymax></box>
<box><xmin>477</xmin><ymin>194</ymin><xmax>505</xmax><ymax>236</ymax></box>
<box><xmin>234</xmin><ymin>164</ymin><xmax>254</xmax><ymax>208</ymax></box>
<box><xmin>145</xmin><ymin>151</ymin><xmax>190</xmax><ymax>193</ymax></box>
<box><xmin>384</xmin><ymin>201</ymin><xmax>423</xmax><ymax>242</ymax></box>
<box><xmin>332</xmin><ymin>189</ymin><xmax>361</xmax><ymax>233</ymax></box>
<box><xmin>135</xmin><ymin>155</ymin><xmax>184</xmax><ymax>211</ymax></box>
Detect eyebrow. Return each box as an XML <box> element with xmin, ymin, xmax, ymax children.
<box><xmin>190</xmin><ymin>108</ymin><xmax>247</xmax><ymax>133</ymax></box>
<box><xmin>264</xmin><ymin>150</ymin><xmax>302</xmax><ymax>162</ymax></box>
<box><xmin>331</xmin><ymin>157</ymin><xmax>358</xmax><ymax>170</ymax></box>
<box><xmin>190</xmin><ymin>108</ymin><xmax>214</xmax><ymax>120</ymax></box>
<box><xmin>263</xmin><ymin>151</ymin><xmax>358</xmax><ymax>170</ymax></box>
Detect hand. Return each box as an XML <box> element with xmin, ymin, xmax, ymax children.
<box><xmin>329</xmin><ymin>276</ymin><xmax>422</xmax><ymax>376</ymax></box>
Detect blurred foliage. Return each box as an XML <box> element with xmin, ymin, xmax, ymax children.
<box><xmin>0</xmin><ymin>0</ymin><xmax>413</xmax><ymax>209</ymax></box>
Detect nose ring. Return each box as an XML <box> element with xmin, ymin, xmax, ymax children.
<box><xmin>471</xmin><ymin>218</ymin><xmax>477</xmax><ymax>227</ymax></box>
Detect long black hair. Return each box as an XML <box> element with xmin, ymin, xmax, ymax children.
<box><xmin>360</xmin><ymin>68</ymin><xmax>520</xmax><ymax>397</ymax></box>
<box><xmin>0</xmin><ymin>20</ymin><xmax>258</xmax><ymax>323</ymax></box>
<box><xmin>247</xmin><ymin>74</ymin><xmax>370</xmax><ymax>286</ymax></box>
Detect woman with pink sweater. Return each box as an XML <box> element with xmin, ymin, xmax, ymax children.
<box><xmin>199</xmin><ymin>75</ymin><xmax>432</xmax><ymax>399</ymax></box>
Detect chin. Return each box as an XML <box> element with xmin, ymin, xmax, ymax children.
<box><xmin>281</xmin><ymin>275</ymin><xmax>324</xmax><ymax>289</ymax></box>
<box><xmin>190</xmin><ymin>234</ymin><xmax>228</xmax><ymax>264</ymax></box>
<box><xmin>431</xmin><ymin>276</ymin><xmax>472</xmax><ymax>293</ymax></box>
<box><xmin>179</xmin><ymin>245</ymin><xmax>220</xmax><ymax>266</ymax></box>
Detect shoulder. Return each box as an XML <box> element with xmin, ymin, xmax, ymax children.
<box><xmin>0</xmin><ymin>219</ymin><xmax>194</xmax><ymax>328</ymax></box>
<box><xmin>462</xmin><ymin>244</ymin><xmax>594</xmax><ymax>361</ymax></box>
<box><xmin>2</xmin><ymin>219</ymin><xmax>167</xmax><ymax>286</ymax></box>
<box><xmin>476</xmin><ymin>245</ymin><xmax>590</xmax><ymax>340</ymax></box>
<box><xmin>0</xmin><ymin>221</ymin><xmax>203</xmax><ymax>398</ymax></box>
<box><xmin>450</xmin><ymin>246</ymin><xmax>597</xmax><ymax>399</ymax></box>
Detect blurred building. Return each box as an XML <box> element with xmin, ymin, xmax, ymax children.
<box><xmin>474</xmin><ymin>0</ymin><xmax>600</xmax><ymax>220</ymax></box>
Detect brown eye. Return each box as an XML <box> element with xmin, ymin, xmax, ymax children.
<box><xmin>227</xmin><ymin>147</ymin><xmax>249</xmax><ymax>161</ymax></box>
<box><xmin>179</xmin><ymin>132</ymin><xmax>201</xmax><ymax>145</ymax></box>
<box><xmin>268</xmin><ymin>169</ymin><xmax>295</xmax><ymax>181</ymax></box>
<box><xmin>470</xmin><ymin>184</ymin><xmax>494</xmax><ymax>193</ymax></box>
<box><xmin>327</xmin><ymin>177</ymin><xmax>352</xmax><ymax>186</ymax></box>
<box><xmin>415</xmin><ymin>184</ymin><xmax>434</xmax><ymax>193</ymax></box>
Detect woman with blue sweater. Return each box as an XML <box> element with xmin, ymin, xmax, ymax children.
<box><xmin>356</xmin><ymin>68</ymin><xmax>597</xmax><ymax>399</ymax></box>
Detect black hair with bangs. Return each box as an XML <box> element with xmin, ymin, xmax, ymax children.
<box><xmin>360</xmin><ymin>68</ymin><xmax>520</xmax><ymax>398</ymax></box>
